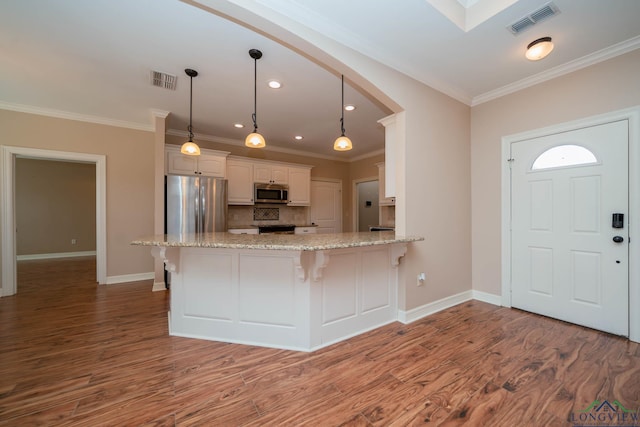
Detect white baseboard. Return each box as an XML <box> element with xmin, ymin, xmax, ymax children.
<box><xmin>397</xmin><ymin>290</ymin><xmax>502</xmax><ymax>324</ymax></box>
<box><xmin>152</xmin><ymin>281</ymin><xmax>167</xmax><ymax>292</ymax></box>
<box><xmin>105</xmin><ymin>272</ymin><xmax>154</xmax><ymax>285</ymax></box>
<box><xmin>398</xmin><ymin>290</ymin><xmax>473</xmax><ymax>324</ymax></box>
<box><xmin>471</xmin><ymin>290</ymin><xmax>502</xmax><ymax>306</ymax></box>
<box><xmin>17</xmin><ymin>251</ymin><xmax>96</xmax><ymax>261</ymax></box>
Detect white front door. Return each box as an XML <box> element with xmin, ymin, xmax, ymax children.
<box><xmin>310</xmin><ymin>180</ymin><xmax>342</xmax><ymax>233</ymax></box>
<box><xmin>510</xmin><ymin>120</ymin><xmax>629</xmax><ymax>336</ymax></box>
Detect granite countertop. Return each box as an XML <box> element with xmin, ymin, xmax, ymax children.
<box><xmin>131</xmin><ymin>231</ymin><xmax>423</xmax><ymax>251</ymax></box>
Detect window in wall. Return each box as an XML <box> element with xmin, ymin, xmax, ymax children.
<box><xmin>531</xmin><ymin>144</ymin><xmax>598</xmax><ymax>171</ymax></box>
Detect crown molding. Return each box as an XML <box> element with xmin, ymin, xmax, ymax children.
<box><xmin>0</xmin><ymin>101</ymin><xmax>154</xmax><ymax>132</ymax></box>
<box><xmin>348</xmin><ymin>148</ymin><xmax>385</xmax><ymax>162</ymax></box>
<box><xmin>472</xmin><ymin>35</ymin><xmax>640</xmax><ymax>106</ymax></box>
<box><xmin>0</xmin><ymin>100</ymin><xmax>377</xmax><ymax>163</ymax></box>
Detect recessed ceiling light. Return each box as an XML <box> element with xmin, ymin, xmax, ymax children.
<box><xmin>344</xmin><ymin>105</ymin><xmax>356</xmax><ymax>111</ymax></box>
<box><xmin>294</xmin><ymin>135</ymin><xmax>303</xmax><ymax>140</ymax></box>
<box><xmin>234</xmin><ymin>123</ymin><xmax>244</xmax><ymax>128</ymax></box>
<box><xmin>268</xmin><ymin>80</ymin><xmax>282</xmax><ymax>89</ymax></box>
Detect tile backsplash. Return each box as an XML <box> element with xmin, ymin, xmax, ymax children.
<box><xmin>228</xmin><ymin>205</ymin><xmax>309</xmax><ymax>227</ymax></box>
<box><xmin>380</xmin><ymin>206</ymin><xmax>395</xmax><ymax>227</ymax></box>
<box><xmin>254</xmin><ymin>207</ymin><xmax>279</xmax><ymax>221</ymax></box>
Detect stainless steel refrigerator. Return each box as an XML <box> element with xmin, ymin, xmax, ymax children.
<box><xmin>165</xmin><ymin>175</ymin><xmax>228</xmax><ymax>235</ymax></box>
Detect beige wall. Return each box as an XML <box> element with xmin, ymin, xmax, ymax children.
<box><xmin>401</xmin><ymin>89</ymin><xmax>471</xmax><ymax>308</ymax></box>
<box><xmin>16</xmin><ymin>158</ymin><xmax>96</xmax><ymax>255</ymax></box>
<box><xmin>471</xmin><ymin>49</ymin><xmax>640</xmax><ymax>295</ymax></box>
<box><xmin>0</xmin><ymin>110</ymin><xmax>156</xmax><ymax>279</ymax></box>
<box><xmin>349</xmin><ymin>153</ymin><xmax>384</xmax><ymax>180</ymax></box>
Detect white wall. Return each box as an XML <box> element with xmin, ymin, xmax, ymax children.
<box><xmin>471</xmin><ymin>49</ymin><xmax>640</xmax><ymax>295</ymax></box>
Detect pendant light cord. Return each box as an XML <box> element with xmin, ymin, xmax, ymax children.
<box><xmin>252</xmin><ymin>57</ymin><xmax>258</xmax><ymax>133</ymax></box>
<box><xmin>340</xmin><ymin>75</ymin><xmax>346</xmax><ymax>136</ymax></box>
<box><xmin>188</xmin><ymin>73</ymin><xmax>194</xmax><ymax>141</ymax></box>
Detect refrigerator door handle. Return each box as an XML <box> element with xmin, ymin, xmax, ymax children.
<box><xmin>194</xmin><ymin>180</ymin><xmax>200</xmax><ymax>234</ymax></box>
<box><xmin>199</xmin><ymin>183</ymin><xmax>204</xmax><ymax>234</ymax></box>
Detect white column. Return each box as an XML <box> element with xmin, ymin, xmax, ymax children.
<box><xmin>152</xmin><ymin>110</ymin><xmax>170</xmax><ymax>291</ymax></box>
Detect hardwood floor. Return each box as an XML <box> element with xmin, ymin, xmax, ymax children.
<box><xmin>1</xmin><ymin>258</ymin><xmax>638</xmax><ymax>426</ymax></box>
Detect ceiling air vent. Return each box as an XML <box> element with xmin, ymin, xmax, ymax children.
<box><xmin>150</xmin><ymin>70</ymin><xmax>177</xmax><ymax>90</ymax></box>
<box><xmin>507</xmin><ymin>2</ymin><xmax>560</xmax><ymax>35</ymax></box>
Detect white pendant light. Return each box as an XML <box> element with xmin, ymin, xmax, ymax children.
<box><xmin>525</xmin><ymin>37</ymin><xmax>554</xmax><ymax>61</ymax></box>
<box><xmin>181</xmin><ymin>68</ymin><xmax>201</xmax><ymax>156</ymax></box>
<box><xmin>245</xmin><ymin>49</ymin><xmax>266</xmax><ymax>148</ymax></box>
<box><xmin>333</xmin><ymin>74</ymin><xmax>353</xmax><ymax>151</ymax></box>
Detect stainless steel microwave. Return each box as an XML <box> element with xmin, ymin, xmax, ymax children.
<box><xmin>254</xmin><ymin>183</ymin><xmax>288</xmax><ymax>204</ymax></box>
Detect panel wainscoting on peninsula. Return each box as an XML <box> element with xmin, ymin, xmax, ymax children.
<box><xmin>132</xmin><ymin>232</ymin><xmax>422</xmax><ymax>352</ymax></box>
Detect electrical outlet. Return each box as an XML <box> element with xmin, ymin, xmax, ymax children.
<box><xmin>417</xmin><ymin>272</ymin><xmax>426</xmax><ymax>286</ymax></box>
<box><xmin>71</xmin><ymin>239</ymin><xmax>77</xmax><ymax>245</ymax></box>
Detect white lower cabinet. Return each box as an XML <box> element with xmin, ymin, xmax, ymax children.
<box><xmin>295</xmin><ymin>226</ymin><xmax>317</xmax><ymax>234</ymax></box>
<box><xmin>227</xmin><ymin>228</ymin><xmax>259</xmax><ymax>235</ymax></box>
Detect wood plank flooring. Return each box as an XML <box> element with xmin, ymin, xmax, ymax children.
<box><xmin>1</xmin><ymin>257</ymin><xmax>638</xmax><ymax>426</ymax></box>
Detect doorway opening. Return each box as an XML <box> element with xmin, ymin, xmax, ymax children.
<box><xmin>15</xmin><ymin>158</ymin><xmax>97</xmax><ymax>290</ymax></box>
<box><xmin>355</xmin><ymin>180</ymin><xmax>379</xmax><ymax>232</ymax></box>
<box><xmin>1</xmin><ymin>146</ymin><xmax>107</xmax><ymax>297</ymax></box>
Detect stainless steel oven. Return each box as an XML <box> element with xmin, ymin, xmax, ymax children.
<box><xmin>258</xmin><ymin>224</ymin><xmax>295</xmax><ymax>234</ymax></box>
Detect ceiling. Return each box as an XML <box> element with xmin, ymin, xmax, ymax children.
<box><xmin>1</xmin><ymin>0</ymin><xmax>639</xmax><ymax>161</ymax></box>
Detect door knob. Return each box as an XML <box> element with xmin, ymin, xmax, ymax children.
<box><xmin>613</xmin><ymin>236</ymin><xmax>624</xmax><ymax>243</ymax></box>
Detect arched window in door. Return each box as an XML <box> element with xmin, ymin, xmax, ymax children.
<box><xmin>531</xmin><ymin>144</ymin><xmax>598</xmax><ymax>171</ymax></box>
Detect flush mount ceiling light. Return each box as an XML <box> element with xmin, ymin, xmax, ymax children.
<box><xmin>233</xmin><ymin>123</ymin><xmax>244</xmax><ymax>128</ymax></box>
<box><xmin>333</xmin><ymin>74</ymin><xmax>353</xmax><ymax>152</ymax></box>
<box><xmin>245</xmin><ymin>49</ymin><xmax>266</xmax><ymax>148</ymax></box>
<box><xmin>526</xmin><ymin>36</ymin><xmax>554</xmax><ymax>61</ymax></box>
<box><xmin>344</xmin><ymin>105</ymin><xmax>356</xmax><ymax>111</ymax></box>
<box><xmin>268</xmin><ymin>80</ymin><xmax>281</xmax><ymax>89</ymax></box>
<box><xmin>294</xmin><ymin>135</ymin><xmax>303</xmax><ymax>140</ymax></box>
<box><xmin>181</xmin><ymin>68</ymin><xmax>201</xmax><ymax>156</ymax></box>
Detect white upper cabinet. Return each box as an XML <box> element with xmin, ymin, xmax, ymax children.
<box><xmin>254</xmin><ymin>163</ymin><xmax>288</xmax><ymax>184</ymax></box>
<box><xmin>167</xmin><ymin>150</ymin><xmax>313</xmax><ymax>206</ymax></box>
<box><xmin>196</xmin><ymin>155</ymin><xmax>226</xmax><ymax>176</ymax></box>
<box><xmin>287</xmin><ymin>166</ymin><xmax>312</xmax><ymax>206</ymax></box>
<box><xmin>226</xmin><ymin>158</ymin><xmax>254</xmax><ymax>205</ymax></box>
<box><xmin>166</xmin><ymin>146</ymin><xmax>228</xmax><ymax>177</ymax></box>
<box><xmin>377</xmin><ymin>113</ymin><xmax>402</xmax><ymax>200</ymax></box>
<box><xmin>376</xmin><ymin>162</ymin><xmax>395</xmax><ymax>206</ymax></box>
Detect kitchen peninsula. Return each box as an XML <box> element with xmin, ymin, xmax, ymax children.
<box><xmin>132</xmin><ymin>231</ymin><xmax>422</xmax><ymax>351</ymax></box>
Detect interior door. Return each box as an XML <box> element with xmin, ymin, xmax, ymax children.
<box><xmin>310</xmin><ymin>180</ymin><xmax>342</xmax><ymax>233</ymax></box>
<box><xmin>510</xmin><ymin>120</ymin><xmax>629</xmax><ymax>336</ymax></box>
